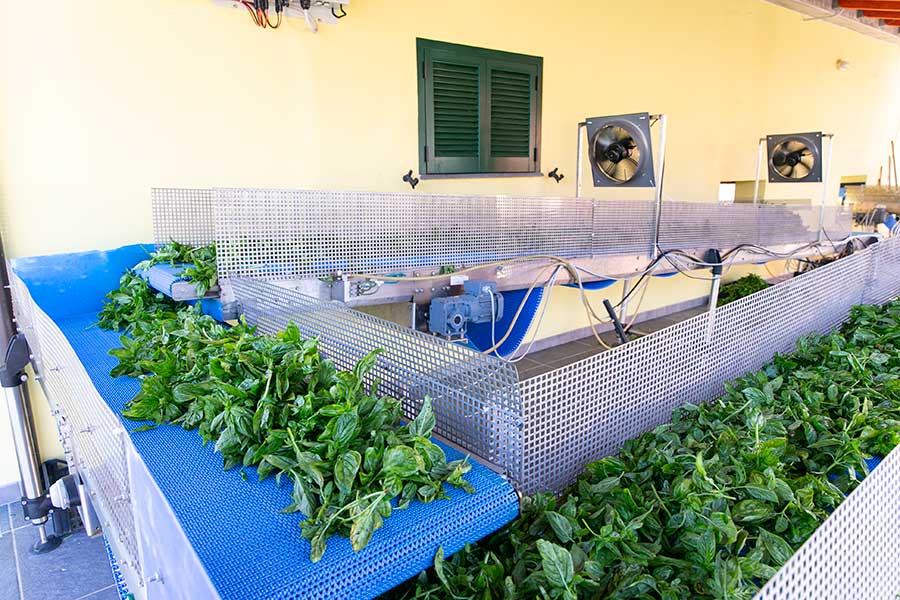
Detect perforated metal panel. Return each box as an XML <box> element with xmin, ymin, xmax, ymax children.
<box><xmin>753</xmin><ymin>444</ymin><xmax>900</xmax><ymax>600</ymax></box>
<box><xmin>151</xmin><ymin>187</ymin><xmax>215</xmax><ymax>246</ymax></box>
<box><xmin>9</xmin><ymin>274</ymin><xmax>144</xmax><ymax>593</ymax></box>
<box><xmin>518</xmin><ymin>235</ymin><xmax>900</xmax><ymax>494</ymax></box>
<box><xmin>657</xmin><ymin>202</ymin><xmax>850</xmax><ymax>250</ymax></box>
<box><xmin>214</xmin><ymin>189</ymin><xmax>604</xmax><ymax>280</ymax></box>
<box><xmin>207</xmin><ymin>188</ymin><xmax>851</xmax><ymax>281</ymax></box>
<box><xmin>232</xmin><ymin>278</ymin><xmax>524</xmax><ymax>483</ymax></box>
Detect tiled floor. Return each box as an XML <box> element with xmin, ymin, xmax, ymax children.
<box><xmin>516</xmin><ymin>305</ymin><xmax>709</xmax><ymax>380</ymax></box>
<box><xmin>0</xmin><ymin>502</ymin><xmax>117</xmax><ymax>600</ymax></box>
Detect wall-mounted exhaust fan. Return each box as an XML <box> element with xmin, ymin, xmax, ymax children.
<box><xmin>584</xmin><ymin>113</ymin><xmax>656</xmax><ymax>188</ymax></box>
<box><xmin>766</xmin><ymin>132</ymin><xmax>823</xmax><ymax>183</ymax></box>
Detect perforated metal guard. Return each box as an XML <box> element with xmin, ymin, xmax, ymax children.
<box><xmin>518</xmin><ymin>235</ymin><xmax>900</xmax><ymax>494</ymax></box>
<box><xmin>206</xmin><ymin>188</ymin><xmax>851</xmax><ymax>280</ymax></box>
<box><xmin>753</xmin><ymin>444</ymin><xmax>900</xmax><ymax>600</ymax></box>
<box><xmin>9</xmin><ymin>274</ymin><xmax>143</xmax><ymax>591</ymax></box>
<box><xmin>657</xmin><ymin>202</ymin><xmax>850</xmax><ymax>249</ymax></box>
<box><xmin>232</xmin><ymin>278</ymin><xmax>524</xmax><ymax>484</ymax></box>
<box><xmin>151</xmin><ymin>187</ymin><xmax>216</xmax><ymax>246</ymax></box>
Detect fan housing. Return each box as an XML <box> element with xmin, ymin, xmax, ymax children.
<box><xmin>585</xmin><ymin>113</ymin><xmax>655</xmax><ymax>188</ymax></box>
<box><xmin>766</xmin><ymin>132</ymin><xmax>823</xmax><ymax>183</ymax></box>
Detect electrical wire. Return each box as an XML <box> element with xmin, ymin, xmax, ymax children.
<box><xmin>264</xmin><ymin>8</ymin><xmax>282</xmax><ymax>28</ymax></box>
<box><xmin>352</xmin><ymin>238</ymin><xmax>858</xmax><ymax>355</ymax></box>
<box><xmin>506</xmin><ymin>268</ymin><xmax>563</xmax><ymax>362</ymax></box>
<box><xmin>479</xmin><ymin>265</ymin><xmax>557</xmax><ymax>355</ymax></box>
<box><xmin>489</xmin><ymin>265</ymin><xmax>564</xmax><ymax>362</ymax></box>
<box><xmin>242</xmin><ymin>1</ymin><xmax>262</xmax><ymax>25</ymax></box>
<box><xmin>623</xmin><ymin>275</ymin><xmax>652</xmax><ymax>333</ymax></box>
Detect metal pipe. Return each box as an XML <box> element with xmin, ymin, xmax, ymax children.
<box><xmin>618</xmin><ymin>279</ymin><xmax>632</xmax><ymax>321</ymax></box>
<box><xmin>575</xmin><ymin>122</ymin><xmax>586</xmax><ymax>198</ymax></box>
<box><xmin>818</xmin><ymin>134</ymin><xmax>835</xmax><ymax>243</ymax></box>
<box><xmin>706</xmin><ymin>274</ymin><xmax>721</xmax><ymax>342</ymax></box>
<box><xmin>892</xmin><ymin>141</ymin><xmax>898</xmax><ymax>192</ymax></box>
<box><xmin>0</xmin><ymin>231</ymin><xmax>60</xmax><ymax>553</ymax></box>
<box><xmin>651</xmin><ymin>114</ymin><xmax>668</xmax><ymax>260</ymax></box>
<box><xmin>752</xmin><ymin>137</ymin><xmax>766</xmax><ymax>204</ymax></box>
<box><xmin>4</xmin><ymin>384</ymin><xmax>45</xmax><ymax>524</ymax></box>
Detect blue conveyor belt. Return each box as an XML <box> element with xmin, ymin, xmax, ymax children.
<box><xmin>15</xmin><ymin>246</ymin><xmax>520</xmax><ymax>600</ymax></box>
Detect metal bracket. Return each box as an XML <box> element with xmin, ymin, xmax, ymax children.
<box><xmin>0</xmin><ymin>333</ymin><xmax>30</xmax><ymax>388</ymax></box>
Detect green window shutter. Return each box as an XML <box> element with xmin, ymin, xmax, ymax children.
<box><xmin>417</xmin><ymin>39</ymin><xmax>542</xmax><ymax>176</ymax></box>
<box><xmin>484</xmin><ymin>60</ymin><xmax>539</xmax><ymax>173</ymax></box>
<box><xmin>432</xmin><ymin>61</ymin><xmax>481</xmax><ymax>164</ymax></box>
<box><xmin>419</xmin><ymin>43</ymin><xmax>483</xmax><ymax>175</ymax></box>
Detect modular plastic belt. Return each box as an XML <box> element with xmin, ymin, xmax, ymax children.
<box><xmin>15</xmin><ymin>248</ymin><xmax>520</xmax><ymax>600</ymax></box>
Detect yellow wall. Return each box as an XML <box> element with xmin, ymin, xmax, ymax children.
<box><xmin>2</xmin><ymin>0</ymin><xmax>900</xmax><ymax>258</ymax></box>
<box><xmin>1</xmin><ymin>0</ymin><xmax>900</xmax><ymax>481</ymax></box>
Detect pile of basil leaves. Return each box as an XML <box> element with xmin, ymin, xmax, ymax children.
<box><xmin>389</xmin><ymin>301</ymin><xmax>900</xmax><ymax>599</ymax></box>
<box><xmin>98</xmin><ymin>246</ymin><xmax>473</xmax><ymax>562</ymax></box>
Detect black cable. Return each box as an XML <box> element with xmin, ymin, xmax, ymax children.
<box><xmin>332</xmin><ymin>3</ymin><xmax>347</xmax><ymax>18</ymax></box>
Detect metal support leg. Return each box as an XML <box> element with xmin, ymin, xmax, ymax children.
<box><xmin>3</xmin><ymin>342</ymin><xmax>61</xmax><ymax>552</ymax></box>
<box><xmin>706</xmin><ymin>275</ymin><xmax>721</xmax><ymax>342</ymax></box>
<box><xmin>575</xmin><ymin>122</ymin><xmax>586</xmax><ymax>199</ymax></box>
<box><xmin>752</xmin><ymin>137</ymin><xmax>765</xmax><ymax>204</ymax></box>
<box><xmin>0</xmin><ymin>235</ymin><xmax>61</xmax><ymax>553</ymax></box>
<box><xmin>704</xmin><ymin>249</ymin><xmax>723</xmax><ymax>342</ymax></box>
<box><xmin>818</xmin><ymin>134</ymin><xmax>834</xmax><ymax>243</ymax></box>
<box><xmin>618</xmin><ymin>279</ymin><xmax>632</xmax><ymax>321</ymax></box>
<box><xmin>651</xmin><ymin>114</ymin><xmax>668</xmax><ymax>259</ymax></box>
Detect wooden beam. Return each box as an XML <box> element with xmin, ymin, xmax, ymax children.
<box><xmin>885</xmin><ymin>17</ymin><xmax>900</xmax><ymax>24</ymax></box>
<box><xmin>838</xmin><ymin>0</ymin><xmax>900</xmax><ymax>9</ymax></box>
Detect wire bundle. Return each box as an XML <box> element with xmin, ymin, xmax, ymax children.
<box><xmin>241</xmin><ymin>0</ymin><xmax>284</xmax><ymax>28</ymax></box>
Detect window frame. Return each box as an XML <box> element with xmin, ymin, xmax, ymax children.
<box><xmin>416</xmin><ymin>38</ymin><xmax>543</xmax><ymax>178</ymax></box>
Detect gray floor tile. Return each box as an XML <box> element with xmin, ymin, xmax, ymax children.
<box><xmin>12</xmin><ymin>525</ymin><xmax>114</xmax><ymax>600</ymax></box>
<box><xmin>519</xmin><ymin>305</ymin><xmax>704</xmax><ymax>374</ymax></box>
<box><xmin>526</xmin><ymin>341</ymin><xmax>589</xmax><ymax>365</ymax></box>
<box><xmin>1</xmin><ymin>504</ymin><xmax>11</xmax><ymax>534</ymax></box>
<box><xmin>7</xmin><ymin>503</ymin><xmax>28</xmax><ymax>532</ymax></box>
<box><xmin>0</xmin><ymin>533</ymin><xmax>20</xmax><ymax>600</ymax></box>
<box><xmin>77</xmin><ymin>584</ymin><xmax>120</xmax><ymax>600</ymax></box>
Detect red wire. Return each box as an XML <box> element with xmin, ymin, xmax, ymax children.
<box><xmin>240</xmin><ymin>1</ymin><xmax>260</xmax><ymax>26</ymax></box>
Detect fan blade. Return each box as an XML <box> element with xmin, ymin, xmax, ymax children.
<box><xmin>792</xmin><ymin>163</ymin><xmax>810</xmax><ymax>179</ymax></box>
<box><xmin>785</xmin><ymin>140</ymin><xmax>806</xmax><ymax>153</ymax></box>
<box><xmin>773</xmin><ymin>153</ymin><xmax>787</xmax><ymax>168</ymax></box>
<box><xmin>595</xmin><ymin>129</ymin><xmax>617</xmax><ymax>148</ymax></box>
<box><xmin>776</xmin><ymin>164</ymin><xmax>793</xmax><ymax>177</ymax></box>
<box><xmin>799</xmin><ymin>154</ymin><xmax>815</xmax><ymax>170</ymax></box>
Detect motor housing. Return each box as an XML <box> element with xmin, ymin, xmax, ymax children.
<box><xmin>428</xmin><ymin>281</ymin><xmax>503</xmax><ymax>338</ymax></box>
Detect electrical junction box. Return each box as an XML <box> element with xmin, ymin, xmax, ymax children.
<box><xmin>428</xmin><ymin>281</ymin><xmax>503</xmax><ymax>338</ymax></box>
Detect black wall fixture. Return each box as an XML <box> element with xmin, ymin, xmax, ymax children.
<box><xmin>402</xmin><ymin>170</ymin><xmax>420</xmax><ymax>189</ymax></box>
<box><xmin>548</xmin><ymin>167</ymin><xmax>564</xmax><ymax>183</ymax></box>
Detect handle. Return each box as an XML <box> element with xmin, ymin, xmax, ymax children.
<box><xmin>402</xmin><ymin>170</ymin><xmax>420</xmax><ymax>190</ymax></box>
<box><xmin>548</xmin><ymin>167</ymin><xmax>565</xmax><ymax>183</ymax></box>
